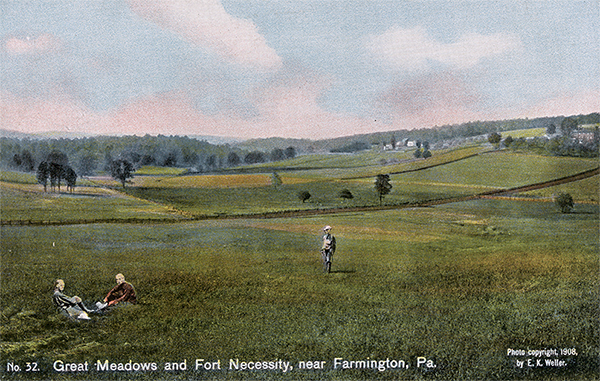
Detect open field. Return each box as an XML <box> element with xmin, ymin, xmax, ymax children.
<box><xmin>134</xmin><ymin>174</ymin><xmax>278</xmax><ymax>188</ymax></box>
<box><xmin>1</xmin><ymin>146</ymin><xmax>598</xmax><ymax>380</ymax></box>
<box><xmin>0</xmin><ymin>182</ymin><xmax>186</xmax><ymax>223</ymax></box>
<box><xmin>121</xmin><ymin>151</ymin><xmax>598</xmax><ymax>217</ymax></box>
<box><xmin>0</xmin><ymin>171</ymin><xmax>39</xmax><ymax>185</ymax></box>
<box><xmin>134</xmin><ymin>166</ymin><xmax>190</xmax><ymax>176</ymax></box>
<box><xmin>1</xmin><ymin>199</ymin><xmax>598</xmax><ymax>380</ymax></box>
<box><xmin>501</xmin><ymin>128</ymin><xmax>546</xmax><ymax>138</ymax></box>
<box><xmin>225</xmin><ymin>146</ymin><xmax>487</xmax><ymax>177</ymax></box>
<box><xmin>519</xmin><ymin>175</ymin><xmax>599</xmax><ymax>203</ymax></box>
<box><xmin>388</xmin><ymin>152</ymin><xmax>598</xmax><ymax>190</ymax></box>
<box><xmin>1</xmin><ymin>149</ymin><xmax>598</xmax><ymax>223</ymax></box>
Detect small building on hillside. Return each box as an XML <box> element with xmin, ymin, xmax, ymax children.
<box><xmin>406</xmin><ymin>140</ymin><xmax>416</xmax><ymax>147</ymax></box>
<box><xmin>572</xmin><ymin>131</ymin><xmax>595</xmax><ymax>144</ymax></box>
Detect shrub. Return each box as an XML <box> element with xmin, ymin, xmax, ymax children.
<box><xmin>339</xmin><ymin>189</ymin><xmax>354</xmax><ymax>200</ymax></box>
<box><xmin>555</xmin><ymin>192</ymin><xmax>574</xmax><ymax>213</ymax></box>
<box><xmin>298</xmin><ymin>190</ymin><xmax>311</xmax><ymax>203</ymax></box>
<box><xmin>488</xmin><ymin>132</ymin><xmax>502</xmax><ymax>148</ymax></box>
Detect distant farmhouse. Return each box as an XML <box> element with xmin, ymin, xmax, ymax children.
<box><xmin>572</xmin><ymin>130</ymin><xmax>596</xmax><ymax>144</ymax></box>
<box><xmin>403</xmin><ymin>138</ymin><xmax>416</xmax><ymax>147</ymax></box>
<box><xmin>383</xmin><ymin>138</ymin><xmax>417</xmax><ymax>150</ymax></box>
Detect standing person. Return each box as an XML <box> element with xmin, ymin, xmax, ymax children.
<box><xmin>321</xmin><ymin>226</ymin><xmax>336</xmax><ymax>273</ymax></box>
<box><xmin>52</xmin><ymin>279</ymin><xmax>92</xmax><ymax>320</ymax></box>
<box><xmin>98</xmin><ymin>273</ymin><xmax>137</xmax><ymax>309</ymax></box>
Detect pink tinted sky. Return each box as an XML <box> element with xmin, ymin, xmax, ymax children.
<box><xmin>1</xmin><ymin>1</ymin><xmax>598</xmax><ymax>139</ymax></box>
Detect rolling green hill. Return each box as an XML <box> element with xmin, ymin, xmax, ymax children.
<box><xmin>2</xmin><ymin>147</ymin><xmax>596</xmax><ymax>223</ymax></box>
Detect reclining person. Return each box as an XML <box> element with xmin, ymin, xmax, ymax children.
<box><xmin>96</xmin><ymin>273</ymin><xmax>136</xmax><ymax>310</ymax></box>
<box><xmin>52</xmin><ymin>279</ymin><xmax>92</xmax><ymax>320</ymax></box>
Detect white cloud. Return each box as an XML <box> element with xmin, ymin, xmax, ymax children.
<box><xmin>367</xmin><ymin>27</ymin><xmax>522</xmax><ymax>71</ymax></box>
<box><xmin>4</xmin><ymin>34</ymin><xmax>61</xmax><ymax>55</ymax></box>
<box><xmin>128</xmin><ymin>0</ymin><xmax>282</xmax><ymax>70</ymax></box>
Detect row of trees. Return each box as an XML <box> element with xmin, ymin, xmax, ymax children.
<box><xmin>299</xmin><ymin>172</ymin><xmax>580</xmax><ymax>214</ymax></box>
<box><xmin>33</xmin><ymin>149</ymin><xmax>139</xmax><ymax>191</ymax></box>
<box><xmin>297</xmin><ymin>188</ymin><xmax>354</xmax><ymax>203</ymax></box>
<box><xmin>36</xmin><ymin>161</ymin><xmax>77</xmax><ymax>192</ymax></box>
<box><xmin>487</xmin><ymin>127</ymin><xmax>599</xmax><ymax>157</ymax></box>
<box><xmin>412</xmin><ymin>140</ymin><xmax>432</xmax><ymax>159</ymax></box>
<box><xmin>35</xmin><ymin>150</ymin><xmax>77</xmax><ymax>192</ymax></box>
<box><xmin>1</xmin><ymin>135</ymin><xmax>298</xmax><ymax>176</ymax></box>
<box><xmin>297</xmin><ymin>174</ymin><xmax>393</xmax><ymax>206</ymax></box>
<box><xmin>240</xmin><ymin>147</ymin><xmax>297</xmax><ymax>165</ymax></box>
<box><xmin>365</xmin><ymin>113</ymin><xmax>599</xmax><ymax>148</ymax></box>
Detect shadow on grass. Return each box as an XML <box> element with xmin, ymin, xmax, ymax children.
<box><xmin>570</xmin><ymin>210</ymin><xmax>599</xmax><ymax>215</ymax></box>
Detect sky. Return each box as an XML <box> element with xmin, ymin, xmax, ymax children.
<box><xmin>1</xmin><ymin>0</ymin><xmax>598</xmax><ymax>139</ymax></box>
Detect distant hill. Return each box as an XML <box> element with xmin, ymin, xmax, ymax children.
<box><xmin>0</xmin><ymin>129</ymin><xmax>243</xmax><ymax>145</ymax></box>
<box><xmin>0</xmin><ymin>129</ymin><xmax>98</xmax><ymax>140</ymax></box>
<box><xmin>235</xmin><ymin>137</ymin><xmax>314</xmax><ymax>153</ymax></box>
<box><xmin>236</xmin><ymin>113</ymin><xmax>598</xmax><ymax>153</ymax></box>
<box><xmin>0</xmin><ymin>129</ymin><xmax>41</xmax><ymax>139</ymax></box>
<box><xmin>187</xmin><ymin>135</ymin><xmax>243</xmax><ymax>145</ymax></box>
<box><xmin>3</xmin><ymin>113</ymin><xmax>596</xmax><ymax>154</ymax></box>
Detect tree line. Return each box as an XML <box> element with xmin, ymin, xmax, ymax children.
<box><xmin>1</xmin><ymin>135</ymin><xmax>297</xmax><ymax>177</ymax></box>
<box><xmin>488</xmin><ymin>116</ymin><xmax>599</xmax><ymax>157</ymax></box>
<box><xmin>325</xmin><ymin>113</ymin><xmax>599</xmax><ymax>153</ymax></box>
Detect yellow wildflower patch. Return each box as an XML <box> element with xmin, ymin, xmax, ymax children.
<box><xmin>136</xmin><ymin>174</ymin><xmax>272</xmax><ymax>188</ymax></box>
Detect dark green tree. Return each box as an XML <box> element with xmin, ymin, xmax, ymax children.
<box><xmin>205</xmin><ymin>154</ymin><xmax>217</xmax><ymax>170</ymax></box>
<box><xmin>49</xmin><ymin>162</ymin><xmax>64</xmax><ymax>192</ymax></box>
<box><xmin>422</xmin><ymin>149</ymin><xmax>432</xmax><ymax>158</ymax></box>
<box><xmin>141</xmin><ymin>154</ymin><xmax>155</xmax><ymax>165</ymax></box>
<box><xmin>284</xmin><ymin>146</ymin><xmax>297</xmax><ymax>159</ymax></box>
<box><xmin>64</xmin><ymin>166</ymin><xmax>78</xmax><ymax>193</ymax></box>
<box><xmin>20</xmin><ymin>150</ymin><xmax>35</xmax><ymax>171</ymax></box>
<box><xmin>270</xmin><ymin>148</ymin><xmax>285</xmax><ymax>162</ymax></box>
<box><xmin>560</xmin><ymin>117</ymin><xmax>577</xmax><ymax>137</ymax></box>
<box><xmin>227</xmin><ymin>152</ymin><xmax>241</xmax><ymax>166</ymax></box>
<box><xmin>163</xmin><ymin>152</ymin><xmax>178</xmax><ymax>167</ymax></box>
<box><xmin>503</xmin><ymin>136</ymin><xmax>514</xmax><ymax>148</ymax></box>
<box><xmin>546</xmin><ymin>124</ymin><xmax>556</xmax><ymax>135</ymax></box>
<box><xmin>244</xmin><ymin>151</ymin><xmax>266</xmax><ymax>164</ymax></box>
<box><xmin>47</xmin><ymin>150</ymin><xmax>69</xmax><ymax>166</ymax></box>
<box><xmin>36</xmin><ymin>161</ymin><xmax>50</xmax><ymax>192</ymax></box>
<box><xmin>298</xmin><ymin>190</ymin><xmax>311</xmax><ymax>203</ymax></box>
<box><xmin>45</xmin><ymin>150</ymin><xmax>70</xmax><ymax>192</ymax></box>
<box><xmin>110</xmin><ymin>159</ymin><xmax>135</xmax><ymax>188</ymax></box>
<box><xmin>374</xmin><ymin>174</ymin><xmax>392</xmax><ymax>206</ymax></box>
<box><xmin>555</xmin><ymin>192</ymin><xmax>574</xmax><ymax>213</ymax></box>
<box><xmin>339</xmin><ymin>189</ymin><xmax>354</xmax><ymax>200</ymax></box>
<box><xmin>488</xmin><ymin>132</ymin><xmax>502</xmax><ymax>147</ymax></box>
<box><xmin>12</xmin><ymin>153</ymin><xmax>22</xmax><ymax>169</ymax></box>
<box><xmin>78</xmin><ymin>154</ymin><xmax>97</xmax><ymax>177</ymax></box>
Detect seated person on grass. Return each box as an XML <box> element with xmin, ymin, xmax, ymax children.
<box><xmin>52</xmin><ymin>279</ymin><xmax>92</xmax><ymax>320</ymax></box>
<box><xmin>97</xmin><ymin>273</ymin><xmax>137</xmax><ymax>310</ymax></box>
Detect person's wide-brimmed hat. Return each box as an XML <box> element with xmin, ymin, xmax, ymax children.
<box><xmin>323</xmin><ymin>226</ymin><xmax>332</xmax><ymax>231</ymax></box>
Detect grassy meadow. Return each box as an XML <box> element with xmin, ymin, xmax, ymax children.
<box><xmin>1</xmin><ymin>146</ymin><xmax>598</xmax><ymax>380</ymax></box>
<box><xmin>0</xmin><ymin>181</ymin><xmax>186</xmax><ymax>223</ymax></box>
<box><xmin>120</xmin><ymin>151</ymin><xmax>598</xmax><ymax>217</ymax></box>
